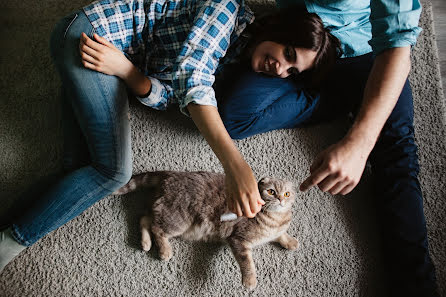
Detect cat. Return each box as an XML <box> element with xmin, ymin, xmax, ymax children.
<box><xmin>113</xmin><ymin>171</ymin><xmax>299</xmax><ymax>290</ymax></box>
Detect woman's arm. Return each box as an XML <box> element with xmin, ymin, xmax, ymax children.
<box><xmin>79</xmin><ymin>33</ymin><xmax>151</xmax><ymax>97</ymax></box>
<box><xmin>187</xmin><ymin>104</ymin><xmax>265</xmax><ymax>218</ymax></box>
<box><xmin>79</xmin><ymin>32</ymin><xmax>264</xmax><ymax>217</ymax></box>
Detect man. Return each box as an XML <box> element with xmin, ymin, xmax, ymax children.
<box><xmin>217</xmin><ymin>0</ymin><xmax>439</xmax><ymax>296</ymax></box>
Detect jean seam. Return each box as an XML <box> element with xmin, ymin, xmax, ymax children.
<box><xmin>63</xmin><ymin>13</ymin><xmax>79</xmax><ymax>41</ymax></box>
<box><xmin>10</xmin><ymin>224</ymin><xmax>30</xmax><ymax>246</ymax></box>
<box><xmin>91</xmin><ymin>74</ymin><xmax>122</xmax><ymax>182</ymax></box>
<box><xmin>51</xmin><ymin>183</ymin><xmax>105</xmax><ymax>229</ymax></box>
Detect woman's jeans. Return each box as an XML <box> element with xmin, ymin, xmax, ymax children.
<box><xmin>215</xmin><ymin>55</ymin><xmax>438</xmax><ymax>297</ymax></box>
<box><xmin>9</xmin><ymin>11</ymin><xmax>132</xmax><ymax>246</ymax></box>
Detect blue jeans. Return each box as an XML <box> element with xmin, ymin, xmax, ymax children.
<box><xmin>9</xmin><ymin>11</ymin><xmax>133</xmax><ymax>246</ymax></box>
<box><xmin>215</xmin><ymin>54</ymin><xmax>439</xmax><ymax>297</ymax></box>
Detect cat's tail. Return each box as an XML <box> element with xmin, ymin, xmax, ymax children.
<box><xmin>112</xmin><ymin>172</ymin><xmax>161</xmax><ymax>195</ymax></box>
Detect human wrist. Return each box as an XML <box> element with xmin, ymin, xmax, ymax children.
<box><xmin>119</xmin><ymin>59</ymin><xmax>138</xmax><ymax>81</ymax></box>
<box><xmin>120</xmin><ymin>63</ymin><xmax>152</xmax><ymax>97</ymax></box>
<box><xmin>343</xmin><ymin>127</ymin><xmax>376</xmax><ymax>154</ymax></box>
<box><xmin>221</xmin><ymin>150</ymin><xmax>245</xmax><ymax>173</ymax></box>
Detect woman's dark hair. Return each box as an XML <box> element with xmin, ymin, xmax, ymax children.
<box><xmin>243</xmin><ymin>8</ymin><xmax>342</xmax><ymax>89</ymax></box>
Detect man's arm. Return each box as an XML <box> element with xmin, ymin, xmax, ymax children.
<box><xmin>300</xmin><ymin>46</ymin><xmax>411</xmax><ymax>195</ymax></box>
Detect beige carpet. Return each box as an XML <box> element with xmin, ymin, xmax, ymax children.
<box><xmin>0</xmin><ymin>0</ymin><xmax>445</xmax><ymax>296</ymax></box>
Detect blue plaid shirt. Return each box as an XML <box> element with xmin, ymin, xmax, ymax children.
<box><xmin>83</xmin><ymin>0</ymin><xmax>254</xmax><ymax>115</ymax></box>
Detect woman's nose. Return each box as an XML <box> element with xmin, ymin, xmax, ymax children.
<box><xmin>274</xmin><ymin>61</ymin><xmax>291</xmax><ymax>78</ymax></box>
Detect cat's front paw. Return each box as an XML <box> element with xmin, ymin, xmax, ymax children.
<box><xmin>159</xmin><ymin>246</ymin><xmax>173</xmax><ymax>261</ymax></box>
<box><xmin>242</xmin><ymin>274</ymin><xmax>257</xmax><ymax>290</ymax></box>
<box><xmin>283</xmin><ymin>237</ymin><xmax>299</xmax><ymax>250</ymax></box>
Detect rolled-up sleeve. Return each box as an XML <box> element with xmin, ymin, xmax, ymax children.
<box><xmin>136</xmin><ymin>76</ymin><xmax>172</xmax><ymax>111</ymax></box>
<box><xmin>369</xmin><ymin>0</ymin><xmax>422</xmax><ymax>55</ymax></box>
<box><xmin>172</xmin><ymin>0</ymin><xmax>241</xmax><ymax>116</ymax></box>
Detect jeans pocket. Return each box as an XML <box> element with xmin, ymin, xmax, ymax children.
<box><xmin>63</xmin><ymin>13</ymin><xmax>79</xmax><ymax>40</ymax></box>
<box><xmin>50</xmin><ymin>12</ymin><xmax>78</xmax><ymax>60</ymax></box>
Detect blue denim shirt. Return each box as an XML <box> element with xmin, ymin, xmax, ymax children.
<box><xmin>277</xmin><ymin>0</ymin><xmax>422</xmax><ymax>57</ymax></box>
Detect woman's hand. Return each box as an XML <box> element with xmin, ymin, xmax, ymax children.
<box><xmin>79</xmin><ymin>33</ymin><xmax>133</xmax><ymax>79</ymax></box>
<box><xmin>224</xmin><ymin>156</ymin><xmax>265</xmax><ymax>218</ymax></box>
<box><xmin>299</xmin><ymin>136</ymin><xmax>371</xmax><ymax>195</ymax></box>
<box><xmin>187</xmin><ymin>104</ymin><xmax>265</xmax><ymax>218</ymax></box>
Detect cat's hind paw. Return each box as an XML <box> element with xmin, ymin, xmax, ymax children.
<box><xmin>284</xmin><ymin>237</ymin><xmax>299</xmax><ymax>250</ymax></box>
<box><xmin>141</xmin><ymin>238</ymin><xmax>152</xmax><ymax>251</ymax></box>
<box><xmin>242</xmin><ymin>274</ymin><xmax>257</xmax><ymax>290</ymax></box>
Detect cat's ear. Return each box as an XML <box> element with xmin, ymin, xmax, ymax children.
<box><xmin>258</xmin><ymin>177</ymin><xmax>271</xmax><ymax>185</ymax></box>
<box><xmin>285</xmin><ymin>180</ymin><xmax>296</xmax><ymax>194</ymax></box>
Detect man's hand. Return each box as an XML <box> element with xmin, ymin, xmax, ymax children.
<box><xmin>300</xmin><ymin>47</ymin><xmax>411</xmax><ymax>196</ymax></box>
<box><xmin>79</xmin><ymin>33</ymin><xmax>133</xmax><ymax>79</ymax></box>
<box><xmin>300</xmin><ymin>137</ymin><xmax>371</xmax><ymax>195</ymax></box>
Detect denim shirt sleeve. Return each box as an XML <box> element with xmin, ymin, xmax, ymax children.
<box><xmin>369</xmin><ymin>0</ymin><xmax>422</xmax><ymax>55</ymax></box>
<box><xmin>172</xmin><ymin>0</ymin><xmax>241</xmax><ymax>117</ymax></box>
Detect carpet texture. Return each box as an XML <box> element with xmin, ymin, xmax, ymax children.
<box><xmin>0</xmin><ymin>0</ymin><xmax>445</xmax><ymax>296</ymax></box>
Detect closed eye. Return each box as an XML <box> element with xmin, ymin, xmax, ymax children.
<box><xmin>284</xmin><ymin>45</ymin><xmax>299</xmax><ymax>75</ymax></box>
<box><xmin>287</xmin><ymin>67</ymin><xmax>299</xmax><ymax>75</ymax></box>
<box><xmin>284</xmin><ymin>45</ymin><xmax>296</xmax><ymax>62</ymax></box>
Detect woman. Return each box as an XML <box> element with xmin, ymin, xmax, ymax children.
<box><xmin>0</xmin><ymin>0</ymin><xmax>340</xmax><ymax>271</ymax></box>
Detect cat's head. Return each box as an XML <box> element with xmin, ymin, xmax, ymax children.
<box><xmin>258</xmin><ymin>177</ymin><xmax>296</xmax><ymax>213</ymax></box>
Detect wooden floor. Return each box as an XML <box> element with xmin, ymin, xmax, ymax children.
<box><xmin>430</xmin><ymin>0</ymin><xmax>446</xmax><ymax>98</ymax></box>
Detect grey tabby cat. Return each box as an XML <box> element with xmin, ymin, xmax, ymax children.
<box><xmin>114</xmin><ymin>171</ymin><xmax>299</xmax><ymax>289</ymax></box>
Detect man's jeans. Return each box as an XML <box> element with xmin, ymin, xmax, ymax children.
<box><xmin>215</xmin><ymin>54</ymin><xmax>439</xmax><ymax>297</ymax></box>
<box><xmin>9</xmin><ymin>11</ymin><xmax>133</xmax><ymax>246</ymax></box>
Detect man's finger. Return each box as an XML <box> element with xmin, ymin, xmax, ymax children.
<box><xmin>318</xmin><ymin>175</ymin><xmax>341</xmax><ymax>192</ymax></box>
<box><xmin>300</xmin><ymin>166</ymin><xmax>330</xmax><ymax>192</ymax></box>
<box><xmin>339</xmin><ymin>183</ymin><xmax>356</xmax><ymax>196</ymax></box>
<box><xmin>329</xmin><ymin>180</ymin><xmax>349</xmax><ymax>195</ymax></box>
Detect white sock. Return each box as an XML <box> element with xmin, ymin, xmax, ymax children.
<box><xmin>0</xmin><ymin>227</ymin><xmax>26</xmax><ymax>272</ymax></box>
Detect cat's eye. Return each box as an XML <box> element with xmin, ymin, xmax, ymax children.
<box><xmin>267</xmin><ymin>189</ymin><xmax>276</xmax><ymax>195</ymax></box>
<box><xmin>284</xmin><ymin>192</ymin><xmax>290</xmax><ymax>198</ymax></box>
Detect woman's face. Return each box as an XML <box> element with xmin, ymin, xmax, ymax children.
<box><xmin>251</xmin><ymin>41</ymin><xmax>318</xmax><ymax>78</ymax></box>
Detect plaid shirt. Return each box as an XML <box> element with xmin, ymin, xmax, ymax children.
<box><xmin>83</xmin><ymin>0</ymin><xmax>254</xmax><ymax>115</ymax></box>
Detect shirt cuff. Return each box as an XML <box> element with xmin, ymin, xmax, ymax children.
<box><xmin>178</xmin><ymin>85</ymin><xmax>218</xmax><ymax>117</ymax></box>
<box><xmin>369</xmin><ymin>28</ymin><xmax>422</xmax><ymax>55</ymax></box>
<box><xmin>136</xmin><ymin>76</ymin><xmax>168</xmax><ymax>110</ymax></box>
